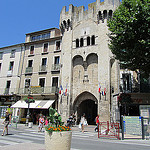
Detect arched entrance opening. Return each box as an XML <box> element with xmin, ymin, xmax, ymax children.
<box><xmin>73</xmin><ymin>91</ymin><xmax>98</xmax><ymax>125</ymax></box>
<box><xmin>78</xmin><ymin>99</ymin><xmax>97</xmax><ymax>125</ymax></box>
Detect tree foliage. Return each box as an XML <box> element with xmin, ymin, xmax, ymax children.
<box><xmin>108</xmin><ymin>0</ymin><xmax>150</xmax><ymax>76</ymax></box>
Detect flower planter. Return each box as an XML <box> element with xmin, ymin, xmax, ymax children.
<box><xmin>45</xmin><ymin>131</ymin><xmax>72</xmax><ymax>150</ymax></box>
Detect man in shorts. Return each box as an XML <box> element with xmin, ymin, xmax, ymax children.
<box><xmin>1</xmin><ymin>111</ymin><xmax>11</xmax><ymax>136</ymax></box>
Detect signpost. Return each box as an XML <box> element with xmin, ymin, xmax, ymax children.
<box><xmin>121</xmin><ymin>116</ymin><xmax>144</xmax><ymax>140</ymax></box>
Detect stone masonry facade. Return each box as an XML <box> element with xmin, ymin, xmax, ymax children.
<box><xmin>58</xmin><ymin>0</ymin><xmax>120</xmax><ymax>122</ymax></box>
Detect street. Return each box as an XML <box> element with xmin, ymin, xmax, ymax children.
<box><xmin>0</xmin><ymin>123</ymin><xmax>150</xmax><ymax>150</ymax></box>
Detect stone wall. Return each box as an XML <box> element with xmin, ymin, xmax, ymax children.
<box><xmin>59</xmin><ymin>0</ymin><xmax>120</xmax><ymax>122</ymax></box>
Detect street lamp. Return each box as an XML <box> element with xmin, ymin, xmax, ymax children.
<box><xmin>24</xmin><ymin>95</ymin><xmax>35</xmax><ymax>126</ymax></box>
<box><xmin>26</xmin><ymin>101</ymin><xmax>30</xmax><ymax>126</ymax></box>
<box><xmin>24</xmin><ymin>85</ymin><xmax>35</xmax><ymax>126</ymax></box>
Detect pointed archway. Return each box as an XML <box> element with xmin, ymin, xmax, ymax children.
<box><xmin>73</xmin><ymin>91</ymin><xmax>98</xmax><ymax>125</ymax></box>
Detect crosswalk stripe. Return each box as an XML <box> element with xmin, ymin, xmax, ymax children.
<box><xmin>9</xmin><ymin>134</ymin><xmax>43</xmax><ymax>141</ymax></box>
<box><xmin>0</xmin><ymin>139</ymin><xmax>21</xmax><ymax>145</ymax></box>
<box><xmin>0</xmin><ymin>136</ymin><xmax>32</xmax><ymax>143</ymax></box>
<box><xmin>25</xmin><ymin>129</ymin><xmax>39</xmax><ymax>132</ymax></box>
<box><xmin>73</xmin><ymin>131</ymin><xmax>97</xmax><ymax>136</ymax></box>
<box><xmin>19</xmin><ymin>132</ymin><xmax>45</xmax><ymax>138</ymax></box>
<box><xmin>72</xmin><ymin>134</ymin><xmax>91</xmax><ymax>138</ymax></box>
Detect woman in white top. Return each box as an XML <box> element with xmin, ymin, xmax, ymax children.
<box><xmin>80</xmin><ymin>114</ymin><xmax>86</xmax><ymax>133</ymax></box>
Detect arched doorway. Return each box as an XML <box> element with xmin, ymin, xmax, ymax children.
<box><xmin>78</xmin><ymin>99</ymin><xmax>97</xmax><ymax>125</ymax></box>
<box><xmin>73</xmin><ymin>91</ymin><xmax>98</xmax><ymax>125</ymax></box>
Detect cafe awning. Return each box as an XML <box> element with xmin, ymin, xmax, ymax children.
<box><xmin>11</xmin><ymin>100</ymin><xmax>55</xmax><ymax>109</ymax></box>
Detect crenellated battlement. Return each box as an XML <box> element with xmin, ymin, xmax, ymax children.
<box><xmin>59</xmin><ymin>0</ymin><xmax>120</xmax><ymax>34</ymax></box>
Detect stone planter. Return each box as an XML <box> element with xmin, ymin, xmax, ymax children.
<box><xmin>45</xmin><ymin>131</ymin><xmax>72</xmax><ymax>150</ymax></box>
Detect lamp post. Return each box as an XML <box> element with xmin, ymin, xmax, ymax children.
<box><xmin>24</xmin><ymin>85</ymin><xmax>35</xmax><ymax>126</ymax></box>
<box><xmin>26</xmin><ymin>102</ymin><xmax>30</xmax><ymax>126</ymax></box>
<box><xmin>25</xmin><ymin>96</ymin><xmax>35</xmax><ymax>126</ymax></box>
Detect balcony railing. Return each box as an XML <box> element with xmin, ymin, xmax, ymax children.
<box><xmin>120</xmin><ymin>83</ymin><xmax>150</xmax><ymax>93</ymax></box>
<box><xmin>7</xmin><ymin>70</ymin><xmax>13</xmax><ymax>77</ymax></box>
<box><xmin>0</xmin><ymin>88</ymin><xmax>18</xmax><ymax>95</ymax></box>
<box><xmin>25</xmin><ymin>67</ymin><xmax>33</xmax><ymax>74</ymax></box>
<box><xmin>51</xmin><ymin>64</ymin><xmax>60</xmax><ymax>72</ymax></box>
<box><xmin>18</xmin><ymin>86</ymin><xmax>59</xmax><ymax>95</ymax></box>
<box><xmin>10</xmin><ymin>53</ymin><xmax>15</xmax><ymax>58</ymax></box>
<box><xmin>39</xmin><ymin>65</ymin><xmax>47</xmax><ymax>72</ymax></box>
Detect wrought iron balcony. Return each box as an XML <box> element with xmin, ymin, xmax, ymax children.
<box><xmin>119</xmin><ymin>83</ymin><xmax>150</xmax><ymax>93</ymax></box>
<box><xmin>18</xmin><ymin>86</ymin><xmax>59</xmax><ymax>95</ymax></box>
<box><xmin>25</xmin><ymin>67</ymin><xmax>33</xmax><ymax>74</ymax></box>
<box><xmin>39</xmin><ymin>65</ymin><xmax>47</xmax><ymax>72</ymax></box>
<box><xmin>0</xmin><ymin>88</ymin><xmax>18</xmax><ymax>95</ymax></box>
<box><xmin>51</xmin><ymin>64</ymin><xmax>60</xmax><ymax>72</ymax></box>
<box><xmin>7</xmin><ymin>70</ymin><xmax>13</xmax><ymax>77</ymax></box>
<box><xmin>10</xmin><ymin>53</ymin><xmax>15</xmax><ymax>58</ymax></box>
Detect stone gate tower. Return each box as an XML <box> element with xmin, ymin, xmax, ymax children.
<box><xmin>58</xmin><ymin>0</ymin><xmax>120</xmax><ymax>124</ymax></box>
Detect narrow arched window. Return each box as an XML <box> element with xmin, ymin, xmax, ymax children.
<box><xmin>76</xmin><ymin>39</ymin><xmax>79</xmax><ymax>48</ymax></box>
<box><xmin>67</xmin><ymin>19</ymin><xmax>70</xmax><ymax>27</ymax></box>
<box><xmin>87</xmin><ymin>36</ymin><xmax>90</xmax><ymax>46</ymax></box>
<box><xmin>109</xmin><ymin>10</ymin><xmax>113</xmax><ymax>19</ymax></box>
<box><xmin>63</xmin><ymin>20</ymin><xmax>67</xmax><ymax>28</ymax></box>
<box><xmin>80</xmin><ymin>38</ymin><xmax>84</xmax><ymax>47</ymax></box>
<box><xmin>103</xmin><ymin>10</ymin><xmax>107</xmax><ymax>19</ymax></box>
<box><xmin>91</xmin><ymin>35</ymin><xmax>95</xmax><ymax>45</ymax></box>
<box><xmin>98</xmin><ymin>11</ymin><xmax>102</xmax><ymax>20</ymax></box>
<box><xmin>67</xmin><ymin>19</ymin><xmax>70</xmax><ymax>31</ymax></box>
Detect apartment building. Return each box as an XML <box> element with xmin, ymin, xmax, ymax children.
<box><xmin>0</xmin><ymin>44</ymin><xmax>24</xmax><ymax>118</ymax></box>
<box><xmin>10</xmin><ymin>28</ymin><xmax>62</xmax><ymax>120</ymax></box>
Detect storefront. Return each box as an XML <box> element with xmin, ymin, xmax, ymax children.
<box><xmin>11</xmin><ymin>100</ymin><xmax>55</xmax><ymax>124</ymax></box>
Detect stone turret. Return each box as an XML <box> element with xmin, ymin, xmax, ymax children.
<box><xmin>59</xmin><ymin>0</ymin><xmax>120</xmax><ymax>34</ymax></box>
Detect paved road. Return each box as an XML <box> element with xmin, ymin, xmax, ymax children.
<box><xmin>0</xmin><ymin>123</ymin><xmax>98</xmax><ymax>150</ymax></box>
<box><xmin>0</xmin><ymin>123</ymin><xmax>150</xmax><ymax>150</ymax></box>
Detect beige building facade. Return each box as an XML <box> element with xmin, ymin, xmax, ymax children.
<box><xmin>17</xmin><ymin>28</ymin><xmax>62</xmax><ymax>120</ymax></box>
<box><xmin>0</xmin><ymin>44</ymin><xmax>24</xmax><ymax>118</ymax></box>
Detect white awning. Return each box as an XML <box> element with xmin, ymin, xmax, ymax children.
<box><xmin>11</xmin><ymin>100</ymin><xmax>55</xmax><ymax>109</ymax></box>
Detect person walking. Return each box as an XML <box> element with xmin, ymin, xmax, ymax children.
<box><xmin>80</xmin><ymin>114</ymin><xmax>87</xmax><ymax>133</ymax></box>
<box><xmin>95</xmin><ymin>114</ymin><xmax>100</xmax><ymax>132</ymax></box>
<box><xmin>1</xmin><ymin>111</ymin><xmax>11</xmax><ymax>136</ymax></box>
<box><xmin>38</xmin><ymin>114</ymin><xmax>44</xmax><ymax>132</ymax></box>
<box><xmin>45</xmin><ymin>117</ymin><xmax>48</xmax><ymax>126</ymax></box>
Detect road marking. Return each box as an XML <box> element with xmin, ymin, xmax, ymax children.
<box><xmin>18</xmin><ymin>132</ymin><xmax>45</xmax><ymax>138</ymax></box>
<box><xmin>0</xmin><ymin>139</ymin><xmax>22</xmax><ymax>145</ymax></box>
<box><xmin>0</xmin><ymin>136</ymin><xmax>32</xmax><ymax>143</ymax></box>
<box><xmin>9</xmin><ymin>134</ymin><xmax>43</xmax><ymax>141</ymax></box>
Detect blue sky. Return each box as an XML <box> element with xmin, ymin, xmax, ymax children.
<box><xmin>0</xmin><ymin>0</ymin><xmax>99</xmax><ymax>48</ymax></box>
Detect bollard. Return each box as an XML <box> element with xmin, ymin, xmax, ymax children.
<box><xmin>28</xmin><ymin>122</ymin><xmax>33</xmax><ymax>128</ymax></box>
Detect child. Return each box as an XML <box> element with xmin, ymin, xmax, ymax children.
<box><xmin>38</xmin><ymin>115</ymin><xmax>44</xmax><ymax>132</ymax></box>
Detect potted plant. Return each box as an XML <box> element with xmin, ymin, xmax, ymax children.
<box><xmin>45</xmin><ymin>107</ymin><xmax>72</xmax><ymax>150</ymax></box>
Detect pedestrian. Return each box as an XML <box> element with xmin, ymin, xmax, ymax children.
<box><xmin>73</xmin><ymin>113</ymin><xmax>76</xmax><ymax>125</ymax></box>
<box><xmin>38</xmin><ymin>114</ymin><xmax>44</xmax><ymax>132</ymax></box>
<box><xmin>33</xmin><ymin>112</ymin><xmax>36</xmax><ymax>124</ymax></box>
<box><xmin>36</xmin><ymin>114</ymin><xmax>39</xmax><ymax>125</ymax></box>
<box><xmin>1</xmin><ymin>110</ymin><xmax>11</xmax><ymax>136</ymax></box>
<box><xmin>45</xmin><ymin>117</ymin><xmax>48</xmax><ymax>126</ymax></box>
<box><xmin>80</xmin><ymin>114</ymin><xmax>87</xmax><ymax>133</ymax></box>
<box><xmin>95</xmin><ymin>114</ymin><xmax>100</xmax><ymax>132</ymax></box>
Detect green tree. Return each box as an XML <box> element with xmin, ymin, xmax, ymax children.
<box><xmin>108</xmin><ymin>0</ymin><xmax>150</xmax><ymax>77</ymax></box>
